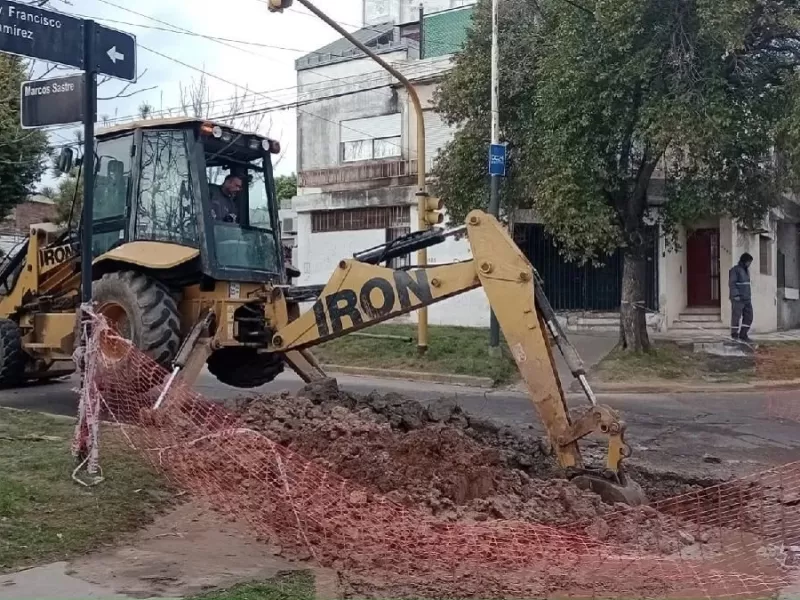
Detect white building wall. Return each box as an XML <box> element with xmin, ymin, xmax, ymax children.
<box><xmin>660</xmin><ymin>224</ymin><xmax>687</xmax><ymax>329</ymax></box>
<box><xmin>719</xmin><ymin>217</ymin><xmax>735</xmax><ymax>329</ymax></box>
<box><xmin>296</xmin><ymin>52</ymin><xmax>406</xmax><ymax>173</ymax></box>
<box><xmin>732</xmin><ymin>219</ymin><xmax>778</xmax><ymax>333</ymax></box>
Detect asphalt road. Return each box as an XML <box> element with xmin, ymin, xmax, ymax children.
<box><xmin>3</xmin><ymin>369</ymin><xmax>800</xmax><ymax>481</ymax></box>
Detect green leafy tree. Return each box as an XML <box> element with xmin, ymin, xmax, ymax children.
<box><xmin>275</xmin><ymin>173</ymin><xmax>297</xmax><ymax>203</ymax></box>
<box><xmin>433</xmin><ymin>0</ymin><xmax>800</xmax><ymax>351</ymax></box>
<box><xmin>0</xmin><ymin>56</ymin><xmax>49</xmax><ymax>218</ymax></box>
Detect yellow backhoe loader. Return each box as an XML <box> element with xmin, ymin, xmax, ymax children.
<box><xmin>0</xmin><ymin>117</ymin><xmax>644</xmax><ymax>505</ymax></box>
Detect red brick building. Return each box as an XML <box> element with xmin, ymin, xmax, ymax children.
<box><xmin>0</xmin><ymin>196</ymin><xmax>58</xmax><ymax>255</ymax></box>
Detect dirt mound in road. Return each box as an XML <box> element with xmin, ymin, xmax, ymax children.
<box><xmin>222</xmin><ymin>379</ymin><xmax>712</xmax><ymax>554</ymax></box>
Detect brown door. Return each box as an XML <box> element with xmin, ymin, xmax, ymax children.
<box><xmin>687</xmin><ymin>228</ymin><xmax>721</xmax><ymax>307</ymax></box>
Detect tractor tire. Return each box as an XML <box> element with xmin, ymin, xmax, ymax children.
<box><xmin>93</xmin><ymin>271</ymin><xmax>181</xmax><ymax>367</ymax></box>
<box><xmin>0</xmin><ymin>319</ymin><xmax>26</xmax><ymax>388</ymax></box>
<box><xmin>207</xmin><ymin>347</ymin><xmax>284</xmax><ymax>389</ymax></box>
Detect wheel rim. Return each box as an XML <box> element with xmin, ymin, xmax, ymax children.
<box><xmin>97</xmin><ymin>301</ymin><xmax>133</xmax><ymax>362</ymax></box>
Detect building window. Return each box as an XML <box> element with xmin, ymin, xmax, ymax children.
<box><xmin>760</xmin><ymin>235</ymin><xmax>773</xmax><ymax>276</ymax></box>
<box><xmin>311</xmin><ymin>206</ymin><xmax>410</xmax><ymax>233</ymax></box>
<box><xmin>341</xmin><ymin>136</ymin><xmax>402</xmax><ymax>163</ymax></box>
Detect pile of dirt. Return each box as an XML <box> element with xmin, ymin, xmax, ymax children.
<box><xmin>222</xmin><ymin>379</ymin><xmax>713</xmax><ymax>554</ymax></box>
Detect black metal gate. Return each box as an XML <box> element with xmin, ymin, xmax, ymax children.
<box><xmin>513</xmin><ymin>223</ymin><xmax>659</xmax><ymax>312</ymax></box>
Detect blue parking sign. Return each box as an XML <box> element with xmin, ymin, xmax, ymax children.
<box><xmin>489</xmin><ymin>143</ymin><xmax>506</xmax><ymax>176</ymax></box>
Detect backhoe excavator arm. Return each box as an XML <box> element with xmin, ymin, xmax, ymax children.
<box><xmin>269</xmin><ymin>210</ymin><xmax>645</xmax><ymax>505</ymax></box>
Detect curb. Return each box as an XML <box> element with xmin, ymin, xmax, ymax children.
<box><xmin>572</xmin><ymin>378</ymin><xmax>800</xmax><ymax>394</ymax></box>
<box><xmin>323</xmin><ymin>364</ymin><xmax>495</xmax><ymax>389</ymax></box>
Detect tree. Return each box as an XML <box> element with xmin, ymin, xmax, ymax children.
<box><xmin>0</xmin><ymin>56</ymin><xmax>49</xmax><ymax>219</ymax></box>
<box><xmin>138</xmin><ymin>102</ymin><xmax>154</xmax><ymax>120</ymax></box>
<box><xmin>433</xmin><ymin>0</ymin><xmax>800</xmax><ymax>351</ymax></box>
<box><xmin>275</xmin><ymin>173</ymin><xmax>297</xmax><ymax>203</ymax></box>
<box><xmin>43</xmin><ymin>167</ymin><xmax>83</xmax><ymax>228</ymax></box>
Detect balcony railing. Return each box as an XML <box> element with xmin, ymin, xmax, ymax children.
<box><xmin>299</xmin><ymin>159</ymin><xmax>422</xmax><ymax>188</ymax></box>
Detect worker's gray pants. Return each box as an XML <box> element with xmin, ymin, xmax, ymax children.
<box><xmin>731</xmin><ymin>300</ymin><xmax>753</xmax><ymax>336</ymax></box>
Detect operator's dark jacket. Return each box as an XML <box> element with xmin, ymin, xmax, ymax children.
<box><xmin>729</xmin><ymin>262</ymin><xmax>752</xmax><ymax>301</ymax></box>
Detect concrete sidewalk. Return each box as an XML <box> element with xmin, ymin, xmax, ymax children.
<box><xmin>0</xmin><ymin>563</ymin><xmax>138</xmax><ymax>600</ymax></box>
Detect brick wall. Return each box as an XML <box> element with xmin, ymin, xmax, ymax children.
<box><xmin>0</xmin><ymin>200</ymin><xmax>57</xmax><ymax>236</ymax></box>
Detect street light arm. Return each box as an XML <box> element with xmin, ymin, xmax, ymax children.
<box><xmin>294</xmin><ymin>0</ymin><xmax>430</xmax><ymax>353</ymax></box>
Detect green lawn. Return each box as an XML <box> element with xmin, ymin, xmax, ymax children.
<box><xmin>592</xmin><ymin>340</ymin><xmax>800</xmax><ymax>384</ymax></box>
<box><xmin>187</xmin><ymin>572</ymin><xmax>316</xmax><ymax>600</ymax></box>
<box><xmin>310</xmin><ymin>323</ymin><xmax>519</xmax><ymax>385</ymax></box>
<box><xmin>592</xmin><ymin>342</ymin><xmax>755</xmax><ymax>383</ymax></box>
<box><xmin>0</xmin><ymin>409</ymin><xmax>173</xmax><ymax>572</ymax></box>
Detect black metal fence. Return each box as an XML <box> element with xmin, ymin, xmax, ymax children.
<box><xmin>512</xmin><ymin>223</ymin><xmax>659</xmax><ymax>312</ymax></box>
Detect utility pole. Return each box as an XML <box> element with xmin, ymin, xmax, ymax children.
<box><xmin>488</xmin><ymin>0</ymin><xmax>502</xmax><ymax>351</ymax></box>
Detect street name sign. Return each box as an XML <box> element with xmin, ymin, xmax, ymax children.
<box><xmin>489</xmin><ymin>142</ymin><xmax>507</xmax><ymax>177</ymax></box>
<box><xmin>20</xmin><ymin>74</ymin><xmax>91</xmax><ymax>128</ymax></box>
<box><xmin>95</xmin><ymin>22</ymin><xmax>136</xmax><ymax>82</ymax></box>
<box><xmin>0</xmin><ymin>0</ymin><xmax>83</xmax><ymax>67</ymax></box>
<box><xmin>0</xmin><ymin>0</ymin><xmax>136</xmax><ymax>81</ymax></box>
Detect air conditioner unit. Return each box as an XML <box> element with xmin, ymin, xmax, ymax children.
<box><xmin>282</xmin><ymin>217</ymin><xmax>296</xmax><ymax>233</ymax></box>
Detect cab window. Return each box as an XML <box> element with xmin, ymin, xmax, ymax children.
<box><xmin>135</xmin><ymin>130</ymin><xmax>199</xmax><ymax>247</ymax></box>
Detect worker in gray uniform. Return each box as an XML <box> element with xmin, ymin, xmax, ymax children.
<box><xmin>729</xmin><ymin>252</ymin><xmax>753</xmax><ymax>342</ymax></box>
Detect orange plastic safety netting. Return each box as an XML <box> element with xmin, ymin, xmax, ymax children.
<box><xmin>73</xmin><ymin>313</ymin><xmax>800</xmax><ymax>599</ymax></box>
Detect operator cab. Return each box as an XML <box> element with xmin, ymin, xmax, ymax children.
<box><xmin>87</xmin><ymin>117</ymin><xmax>285</xmax><ymax>284</ymax></box>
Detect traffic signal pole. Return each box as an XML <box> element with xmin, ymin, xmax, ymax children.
<box><xmin>488</xmin><ymin>0</ymin><xmax>501</xmax><ymax>352</ymax></box>
<box><xmin>277</xmin><ymin>0</ymin><xmax>431</xmax><ymax>354</ymax></box>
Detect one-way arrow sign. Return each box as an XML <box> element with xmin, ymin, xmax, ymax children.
<box><xmin>107</xmin><ymin>46</ymin><xmax>123</xmax><ymax>63</ymax></box>
<box><xmin>96</xmin><ymin>24</ymin><xmax>136</xmax><ymax>82</ymax></box>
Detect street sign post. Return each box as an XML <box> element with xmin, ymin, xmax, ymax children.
<box><xmin>20</xmin><ymin>74</ymin><xmax>91</xmax><ymax>128</ymax></box>
<box><xmin>0</xmin><ymin>0</ymin><xmax>136</xmax><ymax>81</ymax></box>
<box><xmin>489</xmin><ymin>142</ymin><xmax>506</xmax><ymax>177</ymax></box>
<box><xmin>81</xmin><ymin>20</ymin><xmax>97</xmax><ymax>310</ymax></box>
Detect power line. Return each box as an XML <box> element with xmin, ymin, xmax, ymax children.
<box><xmin>44</xmin><ymin>55</ymin><xmax>438</xmax><ymax>132</ymax></box>
<box><xmin>138</xmin><ymin>42</ymin><xmax>412</xmax><ymax>154</ymax></box>
<box><xmin>61</xmin><ymin>12</ymin><xmax>367</xmax><ymax>59</ymax></box>
<box><xmin>83</xmin><ymin>0</ymin><xmax>431</xmax><ymax>94</ymax></box>
<box><xmin>80</xmin><ymin>0</ymin><xmax>434</xmax><ymax>152</ymax></box>
<box><xmin>33</xmin><ymin>54</ymin><xmax>440</xmax><ymax>142</ymax></box>
<box><xmin>44</xmin><ymin>0</ymin><xmax>455</xmax><ymax>155</ymax></box>
<box><xmin>38</xmin><ymin>78</ymin><xmax>396</xmax><ymax>158</ymax></box>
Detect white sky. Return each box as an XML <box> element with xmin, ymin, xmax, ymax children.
<box><xmin>35</xmin><ymin>0</ymin><xmax>366</xmax><ymax>184</ymax></box>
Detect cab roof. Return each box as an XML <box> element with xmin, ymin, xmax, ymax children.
<box><xmin>96</xmin><ymin>117</ymin><xmax>278</xmax><ymax>143</ymax></box>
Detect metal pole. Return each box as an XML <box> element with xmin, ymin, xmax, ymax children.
<box><xmin>488</xmin><ymin>0</ymin><xmax>501</xmax><ymax>350</ymax></box>
<box><xmin>81</xmin><ymin>20</ymin><xmax>96</xmax><ymax>308</ymax></box>
<box><xmin>419</xmin><ymin>4</ymin><xmax>425</xmax><ymax>60</ymax></box>
<box><xmin>295</xmin><ymin>0</ymin><xmax>429</xmax><ymax>354</ymax></box>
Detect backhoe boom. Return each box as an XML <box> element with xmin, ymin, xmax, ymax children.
<box><xmin>270</xmin><ymin>210</ymin><xmax>645</xmax><ymax>505</ymax></box>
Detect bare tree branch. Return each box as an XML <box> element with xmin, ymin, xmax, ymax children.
<box><xmin>98</xmin><ymin>85</ymin><xmax>157</xmax><ymax>100</ymax></box>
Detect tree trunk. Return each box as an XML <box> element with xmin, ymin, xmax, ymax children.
<box><xmin>619</xmin><ymin>248</ymin><xmax>651</xmax><ymax>352</ymax></box>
